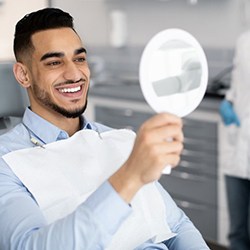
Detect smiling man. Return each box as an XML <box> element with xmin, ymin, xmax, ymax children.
<box><xmin>14</xmin><ymin>25</ymin><xmax>90</xmax><ymax>135</ymax></box>
<box><xmin>0</xmin><ymin>8</ymin><xmax>209</xmax><ymax>250</ymax></box>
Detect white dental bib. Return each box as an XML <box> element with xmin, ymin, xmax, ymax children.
<box><xmin>3</xmin><ymin>129</ymin><xmax>174</xmax><ymax>249</ymax></box>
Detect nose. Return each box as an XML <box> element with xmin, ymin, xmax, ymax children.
<box><xmin>63</xmin><ymin>61</ymin><xmax>83</xmax><ymax>82</ymax></box>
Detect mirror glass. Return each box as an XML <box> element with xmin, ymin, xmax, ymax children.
<box><xmin>139</xmin><ymin>28</ymin><xmax>208</xmax><ymax>118</ymax></box>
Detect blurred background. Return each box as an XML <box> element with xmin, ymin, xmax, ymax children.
<box><xmin>2</xmin><ymin>1</ymin><xmax>250</xmax><ymax>249</ymax></box>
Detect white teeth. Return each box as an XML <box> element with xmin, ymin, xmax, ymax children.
<box><xmin>59</xmin><ymin>86</ymin><xmax>81</xmax><ymax>93</ymax></box>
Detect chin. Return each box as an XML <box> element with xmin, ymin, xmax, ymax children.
<box><xmin>54</xmin><ymin>101</ymin><xmax>88</xmax><ymax>119</ymax></box>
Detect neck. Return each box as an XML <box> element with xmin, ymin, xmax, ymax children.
<box><xmin>55</xmin><ymin>116</ymin><xmax>81</xmax><ymax>136</ymax></box>
<box><xmin>30</xmin><ymin>106</ymin><xmax>81</xmax><ymax>137</ymax></box>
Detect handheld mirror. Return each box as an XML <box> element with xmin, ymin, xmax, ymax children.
<box><xmin>139</xmin><ymin>28</ymin><xmax>208</xmax><ymax>174</ymax></box>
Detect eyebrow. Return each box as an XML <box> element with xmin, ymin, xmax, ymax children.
<box><xmin>40</xmin><ymin>47</ymin><xmax>87</xmax><ymax>61</ymax></box>
<box><xmin>75</xmin><ymin>47</ymin><xmax>87</xmax><ymax>55</ymax></box>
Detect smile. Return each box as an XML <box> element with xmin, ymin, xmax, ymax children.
<box><xmin>58</xmin><ymin>86</ymin><xmax>81</xmax><ymax>93</ymax></box>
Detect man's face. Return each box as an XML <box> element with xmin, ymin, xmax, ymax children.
<box><xmin>26</xmin><ymin>27</ymin><xmax>90</xmax><ymax>119</ymax></box>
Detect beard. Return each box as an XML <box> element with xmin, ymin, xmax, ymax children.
<box><xmin>32</xmin><ymin>82</ymin><xmax>88</xmax><ymax>118</ymax></box>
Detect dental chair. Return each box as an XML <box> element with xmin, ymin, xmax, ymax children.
<box><xmin>0</xmin><ymin>62</ymin><xmax>29</xmax><ymax>135</ymax></box>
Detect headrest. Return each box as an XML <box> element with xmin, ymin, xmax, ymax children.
<box><xmin>0</xmin><ymin>62</ymin><xmax>29</xmax><ymax>117</ymax></box>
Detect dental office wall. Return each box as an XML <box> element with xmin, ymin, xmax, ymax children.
<box><xmin>51</xmin><ymin>0</ymin><xmax>249</xmax><ymax>49</ymax></box>
<box><xmin>0</xmin><ymin>0</ymin><xmax>48</xmax><ymax>61</ymax></box>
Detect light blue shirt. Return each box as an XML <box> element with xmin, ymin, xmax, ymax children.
<box><xmin>0</xmin><ymin>108</ymin><xmax>209</xmax><ymax>250</ymax></box>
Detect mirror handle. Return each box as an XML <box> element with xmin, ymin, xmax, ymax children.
<box><xmin>162</xmin><ymin>165</ymin><xmax>171</xmax><ymax>175</ymax></box>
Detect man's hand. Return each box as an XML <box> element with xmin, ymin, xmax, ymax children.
<box><xmin>109</xmin><ymin>113</ymin><xmax>183</xmax><ymax>203</ymax></box>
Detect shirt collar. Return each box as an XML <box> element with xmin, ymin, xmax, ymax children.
<box><xmin>22</xmin><ymin>107</ymin><xmax>94</xmax><ymax>144</ymax></box>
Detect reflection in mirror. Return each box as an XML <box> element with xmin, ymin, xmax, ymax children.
<box><xmin>139</xmin><ymin>28</ymin><xmax>208</xmax><ymax>118</ymax></box>
<box><xmin>150</xmin><ymin>40</ymin><xmax>202</xmax><ymax>97</ymax></box>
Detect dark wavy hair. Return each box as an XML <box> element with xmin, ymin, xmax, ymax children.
<box><xmin>14</xmin><ymin>8</ymin><xmax>75</xmax><ymax>62</ymax></box>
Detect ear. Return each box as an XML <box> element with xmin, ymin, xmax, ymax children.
<box><xmin>13</xmin><ymin>62</ymin><xmax>31</xmax><ymax>88</ymax></box>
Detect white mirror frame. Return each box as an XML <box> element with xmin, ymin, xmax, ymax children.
<box><xmin>139</xmin><ymin>28</ymin><xmax>208</xmax><ymax>117</ymax></box>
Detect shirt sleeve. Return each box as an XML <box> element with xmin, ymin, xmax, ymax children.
<box><xmin>155</xmin><ymin>182</ymin><xmax>210</xmax><ymax>250</ymax></box>
<box><xmin>0</xmin><ymin>158</ymin><xmax>131</xmax><ymax>250</ymax></box>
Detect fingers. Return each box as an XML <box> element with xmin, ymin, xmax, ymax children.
<box><xmin>141</xmin><ymin>112</ymin><xmax>183</xmax><ymax>131</ymax></box>
<box><xmin>135</xmin><ymin>112</ymin><xmax>184</xmax><ymax>170</ymax></box>
<box><xmin>144</xmin><ymin>141</ymin><xmax>183</xmax><ymax>167</ymax></box>
<box><xmin>160</xmin><ymin>140</ymin><xmax>183</xmax><ymax>156</ymax></box>
<box><xmin>137</xmin><ymin>113</ymin><xmax>184</xmax><ymax>145</ymax></box>
<box><xmin>150</xmin><ymin>124</ymin><xmax>184</xmax><ymax>143</ymax></box>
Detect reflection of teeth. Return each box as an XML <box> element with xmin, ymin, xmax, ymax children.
<box><xmin>59</xmin><ymin>86</ymin><xmax>81</xmax><ymax>93</ymax></box>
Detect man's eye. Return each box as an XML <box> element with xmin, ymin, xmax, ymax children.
<box><xmin>47</xmin><ymin>61</ymin><xmax>61</xmax><ymax>66</ymax></box>
<box><xmin>75</xmin><ymin>57</ymin><xmax>86</xmax><ymax>63</ymax></box>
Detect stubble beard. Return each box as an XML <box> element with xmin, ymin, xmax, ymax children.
<box><xmin>32</xmin><ymin>83</ymin><xmax>88</xmax><ymax>118</ymax></box>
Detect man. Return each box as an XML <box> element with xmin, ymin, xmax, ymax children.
<box><xmin>0</xmin><ymin>8</ymin><xmax>209</xmax><ymax>249</ymax></box>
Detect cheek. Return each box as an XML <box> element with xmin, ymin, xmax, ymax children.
<box><xmin>31</xmin><ymin>62</ymin><xmax>59</xmax><ymax>87</ymax></box>
<box><xmin>35</xmin><ymin>75</ymin><xmax>52</xmax><ymax>91</ymax></box>
<box><xmin>36</xmin><ymin>70</ymin><xmax>59</xmax><ymax>90</ymax></box>
<box><xmin>82</xmin><ymin>64</ymin><xmax>91</xmax><ymax>77</ymax></box>
<box><xmin>87</xmin><ymin>68</ymin><xmax>91</xmax><ymax>78</ymax></box>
